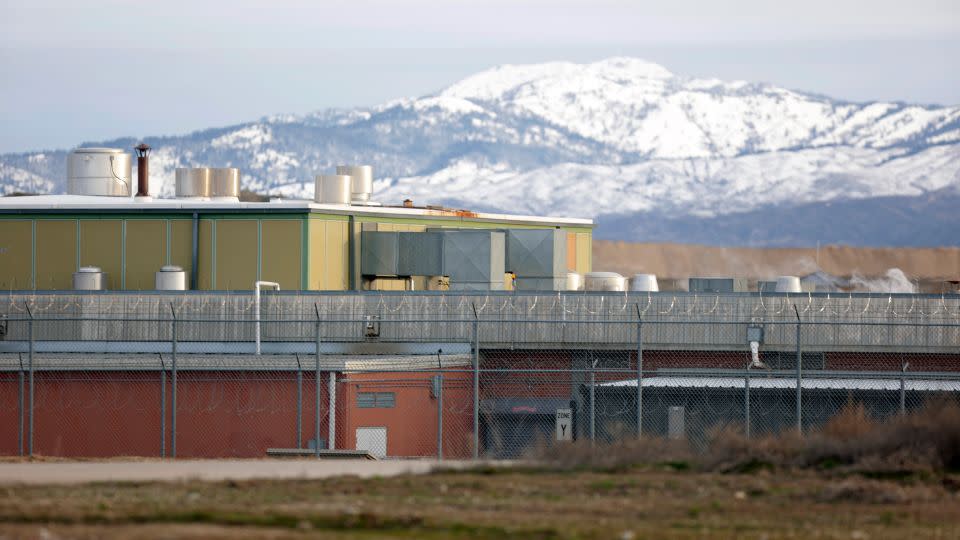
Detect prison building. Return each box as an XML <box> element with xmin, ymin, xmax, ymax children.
<box><xmin>0</xmin><ymin>198</ymin><xmax>592</xmax><ymax>292</ymax></box>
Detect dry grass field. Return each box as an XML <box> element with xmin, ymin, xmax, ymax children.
<box><xmin>2</xmin><ymin>467</ymin><xmax>959</xmax><ymax>539</ymax></box>
<box><xmin>2</xmin><ymin>403</ymin><xmax>959</xmax><ymax>539</ymax></box>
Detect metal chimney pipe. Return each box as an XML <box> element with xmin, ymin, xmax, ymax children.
<box><xmin>135</xmin><ymin>143</ymin><xmax>151</xmax><ymax>197</ymax></box>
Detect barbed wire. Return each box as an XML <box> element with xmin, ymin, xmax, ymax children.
<box><xmin>2</xmin><ymin>291</ymin><xmax>959</xmax><ymax>322</ymax></box>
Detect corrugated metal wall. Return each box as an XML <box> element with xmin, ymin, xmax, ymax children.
<box><xmin>0</xmin><ymin>215</ymin><xmax>592</xmax><ymax>293</ymax></box>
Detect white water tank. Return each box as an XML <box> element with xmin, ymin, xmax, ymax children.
<box><xmin>155</xmin><ymin>265</ymin><xmax>187</xmax><ymax>291</ymax></box>
<box><xmin>336</xmin><ymin>165</ymin><xmax>373</xmax><ymax>204</ymax></box>
<box><xmin>584</xmin><ymin>272</ymin><xmax>626</xmax><ymax>291</ymax></box>
<box><xmin>67</xmin><ymin>148</ymin><xmax>132</xmax><ymax>197</ymax></box>
<box><xmin>565</xmin><ymin>272</ymin><xmax>582</xmax><ymax>291</ymax></box>
<box><xmin>175</xmin><ymin>168</ymin><xmax>211</xmax><ymax>198</ymax></box>
<box><xmin>315</xmin><ymin>175</ymin><xmax>353</xmax><ymax>205</ymax></box>
<box><xmin>73</xmin><ymin>266</ymin><xmax>105</xmax><ymax>290</ymax></box>
<box><xmin>630</xmin><ymin>273</ymin><xmax>659</xmax><ymax>292</ymax></box>
<box><xmin>209</xmin><ymin>168</ymin><xmax>241</xmax><ymax>200</ymax></box>
<box><xmin>775</xmin><ymin>276</ymin><xmax>802</xmax><ymax>293</ymax></box>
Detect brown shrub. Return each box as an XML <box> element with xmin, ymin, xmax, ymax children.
<box><xmin>538</xmin><ymin>399</ymin><xmax>960</xmax><ymax>475</ymax></box>
<box><xmin>534</xmin><ymin>437</ymin><xmax>693</xmax><ymax>472</ymax></box>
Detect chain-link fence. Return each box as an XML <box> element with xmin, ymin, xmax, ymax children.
<box><xmin>1</xmin><ymin>293</ymin><xmax>958</xmax><ymax>459</ymax></box>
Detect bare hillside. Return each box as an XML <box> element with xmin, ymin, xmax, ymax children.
<box><xmin>593</xmin><ymin>241</ymin><xmax>960</xmax><ymax>283</ymax></box>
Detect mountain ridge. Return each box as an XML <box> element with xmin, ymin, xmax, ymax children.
<box><xmin>2</xmin><ymin>57</ymin><xmax>958</xmax><ymax>246</ymax></box>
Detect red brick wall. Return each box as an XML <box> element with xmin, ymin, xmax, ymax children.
<box><xmin>337</xmin><ymin>371</ymin><xmax>473</xmax><ymax>459</ymax></box>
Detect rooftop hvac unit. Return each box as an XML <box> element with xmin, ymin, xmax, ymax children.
<box><xmin>73</xmin><ymin>266</ymin><xmax>105</xmax><ymax>291</ymax></box>
<box><xmin>67</xmin><ymin>148</ymin><xmax>132</xmax><ymax>197</ymax></box>
<box><xmin>155</xmin><ymin>265</ymin><xmax>187</xmax><ymax>291</ymax></box>
<box><xmin>565</xmin><ymin>272</ymin><xmax>582</xmax><ymax>291</ymax></box>
<box><xmin>315</xmin><ymin>175</ymin><xmax>352</xmax><ymax>205</ymax></box>
<box><xmin>176</xmin><ymin>168</ymin><xmax>211</xmax><ymax>198</ymax></box>
<box><xmin>360</xmin><ymin>231</ymin><xmax>400</xmax><ymax>276</ymax></box>
<box><xmin>505</xmin><ymin>229</ymin><xmax>567</xmax><ymax>280</ymax></box>
<box><xmin>630</xmin><ymin>273</ymin><xmax>659</xmax><ymax>292</ymax></box>
<box><xmin>584</xmin><ymin>272</ymin><xmax>626</xmax><ymax>291</ymax></box>
<box><xmin>398</xmin><ymin>232</ymin><xmax>443</xmax><ymax>276</ymax></box>
<box><xmin>209</xmin><ymin>168</ymin><xmax>240</xmax><ymax>199</ymax></box>
<box><xmin>758</xmin><ymin>281</ymin><xmax>778</xmax><ymax>293</ymax></box>
<box><xmin>775</xmin><ymin>276</ymin><xmax>802</xmax><ymax>293</ymax></box>
<box><xmin>336</xmin><ymin>165</ymin><xmax>373</xmax><ymax>205</ymax></box>
<box><xmin>442</xmin><ymin>230</ymin><xmax>505</xmax><ymax>290</ymax></box>
<box><xmin>688</xmin><ymin>277</ymin><xmax>748</xmax><ymax>293</ymax></box>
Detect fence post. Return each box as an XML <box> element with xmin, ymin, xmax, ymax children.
<box><xmin>160</xmin><ymin>354</ymin><xmax>166</xmax><ymax>458</ymax></box>
<box><xmin>25</xmin><ymin>302</ymin><xmax>34</xmax><ymax>457</ymax></box>
<box><xmin>472</xmin><ymin>303</ymin><xmax>479</xmax><ymax>460</ymax></box>
<box><xmin>635</xmin><ymin>305</ymin><xmax>643</xmax><ymax>438</ymax></box>
<box><xmin>436</xmin><ymin>374</ymin><xmax>444</xmax><ymax>460</ymax></box>
<box><xmin>18</xmin><ymin>353</ymin><xmax>24</xmax><ymax>456</ymax></box>
<box><xmin>314</xmin><ymin>304</ymin><xmax>321</xmax><ymax>457</ymax></box>
<box><xmin>295</xmin><ymin>355</ymin><xmax>303</xmax><ymax>449</ymax></box>
<box><xmin>900</xmin><ymin>362</ymin><xmax>909</xmax><ymax>416</ymax></box>
<box><xmin>744</xmin><ymin>361</ymin><xmax>751</xmax><ymax>440</ymax></box>
<box><xmin>589</xmin><ymin>362</ymin><xmax>596</xmax><ymax>445</ymax></box>
<box><xmin>169</xmin><ymin>303</ymin><xmax>177</xmax><ymax>458</ymax></box>
<box><xmin>793</xmin><ymin>305</ymin><xmax>802</xmax><ymax>436</ymax></box>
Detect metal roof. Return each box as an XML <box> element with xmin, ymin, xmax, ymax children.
<box><xmin>0</xmin><ymin>353</ymin><xmax>472</xmax><ymax>372</ymax></box>
<box><xmin>0</xmin><ymin>195</ymin><xmax>593</xmax><ymax>227</ymax></box>
<box><xmin>600</xmin><ymin>376</ymin><xmax>960</xmax><ymax>392</ymax></box>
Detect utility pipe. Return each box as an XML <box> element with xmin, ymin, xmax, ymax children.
<box><xmin>254</xmin><ymin>281</ymin><xmax>280</xmax><ymax>355</ymax></box>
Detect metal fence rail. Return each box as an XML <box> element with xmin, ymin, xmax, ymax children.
<box><xmin>0</xmin><ymin>309</ymin><xmax>957</xmax><ymax>460</ymax></box>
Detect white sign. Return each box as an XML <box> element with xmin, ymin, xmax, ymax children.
<box><xmin>555</xmin><ymin>408</ymin><xmax>572</xmax><ymax>441</ymax></box>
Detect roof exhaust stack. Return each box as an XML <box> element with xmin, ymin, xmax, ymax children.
<box><xmin>135</xmin><ymin>143</ymin><xmax>151</xmax><ymax>199</ymax></box>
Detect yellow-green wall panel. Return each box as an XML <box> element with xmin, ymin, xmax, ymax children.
<box><xmin>575</xmin><ymin>232</ymin><xmax>591</xmax><ymax>274</ymax></box>
<box><xmin>0</xmin><ymin>220</ymin><xmax>33</xmax><ymax>289</ymax></box>
<box><xmin>324</xmin><ymin>221</ymin><xmax>348</xmax><ymax>290</ymax></box>
<box><xmin>306</xmin><ymin>219</ymin><xmax>326</xmax><ymax>290</ymax></box>
<box><xmin>125</xmin><ymin>220</ymin><xmax>166</xmax><ymax>290</ymax></box>
<box><xmin>566</xmin><ymin>233</ymin><xmax>577</xmax><ymax>272</ymax></box>
<box><xmin>215</xmin><ymin>219</ymin><xmax>257</xmax><ymax>290</ymax></box>
<box><xmin>198</xmin><ymin>220</ymin><xmax>213</xmax><ymax>290</ymax></box>
<box><xmin>261</xmin><ymin>219</ymin><xmax>301</xmax><ymax>289</ymax></box>
<box><xmin>170</xmin><ymin>220</ymin><xmax>193</xmax><ymax>283</ymax></box>
<box><xmin>79</xmin><ymin>220</ymin><xmax>122</xmax><ymax>290</ymax></box>
<box><xmin>36</xmin><ymin>220</ymin><xmax>76</xmax><ymax>290</ymax></box>
<box><xmin>306</xmin><ymin>219</ymin><xmax>349</xmax><ymax>291</ymax></box>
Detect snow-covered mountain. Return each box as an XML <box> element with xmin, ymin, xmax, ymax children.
<box><xmin>2</xmin><ymin>57</ymin><xmax>959</xmax><ymax>246</ymax></box>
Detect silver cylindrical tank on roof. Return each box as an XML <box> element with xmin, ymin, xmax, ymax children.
<box><xmin>336</xmin><ymin>165</ymin><xmax>373</xmax><ymax>204</ymax></box>
<box><xmin>73</xmin><ymin>266</ymin><xmax>105</xmax><ymax>290</ymax></box>
<box><xmin>175</xmin><ymin>168</ymin><xmax>211</xmax><ymax>198</ymax></box>
<box><xmin>67</xmin><ymin>148</ymin><xmax>132</xmax><ymax>197</ymax></box>
<box><xmin>775</xmin><ymin>275</ymin><xmax>802</xmax><ymax>293</ymax></box>
<box><xmin>155</xmin><ymin>265</ymin><xmax>187</xmax><ymax>291</ymax></box>
<box><xmin>630</xmin><ymin>273</ymin><xmax>659</xmax><ymax>292</ymax></box>
<box><xmin>584</xmin><ymin>271</ymin><xmax>626</xmax><ymax>291</ymax></box>
<box><xmin>565</xmin><ymin>272</ymin><xmax>582</xmax><ymax>291</ymax></box>
<box><xmin>314</xmin><ymin>175</ymin><xmax>352</xmax><ymax>205</ymax></box>
<box><xmin>209</xmin><ymin>168</ymin><xmax>241</xmax><ymax>199</ymax></box>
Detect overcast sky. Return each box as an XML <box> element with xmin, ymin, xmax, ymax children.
<box><xmin>1</xmin><ymin>0</ymin><xmax>958</xmax><ymax>153</ymax></box>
